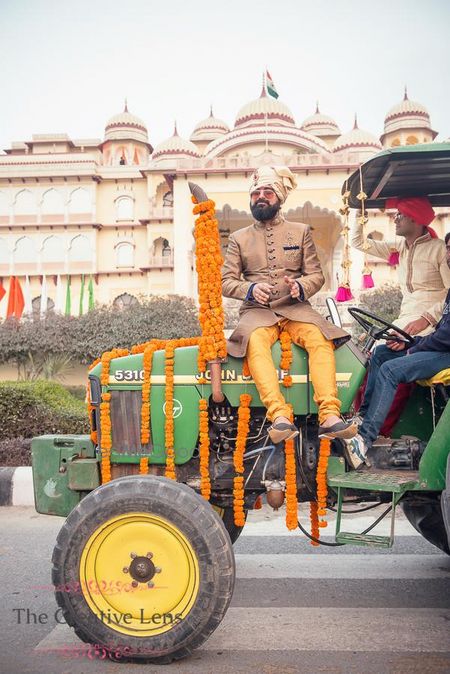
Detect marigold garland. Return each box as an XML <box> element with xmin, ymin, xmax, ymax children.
<box><xmin>316</xmin><ymin>438</ymin><xmax>331</xmax><ymax>528</ymax></box>
<box><xmin>139</xmin><ymin>457</ymin><xmax>149</xmax><ymax>474</ymax></box>
<box><xmin>141</xmin><ymin>341</ymin><xmax>163</xmax><ymax>445</ymax></box>
<box><xmin>242</xmin><ymin>358</ymin><xmax>251</xmax><ymax>378</ymax></box>
<box><xmin>164</xmin><ymin>341</ymin><xmax>176</xmax><ymax>480</ymax></box>
<box><xmin>279</xmin><ymin>330</ymin><xmax>293</xmax><ymax>387</ymax></box>
<box><xmin>284</xmin><ymin>405</ymin><xmax>298</xmax><ymax>530</ymax></box>
<box><xmin>198</xmin><ymin>398</ymin><xmax>211</xmax><ymax>499</ymax></box>
<box><xmin>98</xmin><ymin>348</ymin><xmax>129</xmax><ymax>483</ymax></box>
<box><xmin>309</xmin><ymin>501</ymin><xmax>320</xmax><ymax>546</ymax></box>
<box><xmin>233</xmin><ymin>393</ymin><xmax>252</xmax><ymax>526</ymax></box>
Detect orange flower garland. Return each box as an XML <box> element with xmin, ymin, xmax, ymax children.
<box><xmin>309</xmin><ymin>501</ymin><xmax>320</xmax><ymax>546</ymax></box>
<box><xmin>242</xmin><ymin>358</ymin><xmax>251</xmax><ymax>378</ymax></box>
<box><xmin>316</xmin><ymin>437</ymin><xmax>331</xmax><ymax>528</ymax></box>
<box><xmin>198</xmin><ymin>398</ymin><xmax>211</xmax><ymax>499</ymax></box>
<box><xmin>192</xmin><ymin>196</ymin><xmax>227</xmax><ymax>373</ymax></box>
<box><xmin>284</xmin><ymin>405</ymin><xmax>298</xmax><ymax>530</ymax></box>
<box><xmin>164</xmin><ymin>341</ymin><xmax>176</xmax><ymax>480</ymax></box>
<box><xmin>233</xmin><ymin>393</ymin><xmax>252</xmax><ymax>526</ymax></box>
<box><xmin>141</xmin><ymin>341</ymin><xmax>163</xmax><ymax>445</ymax></box>
<box><xmin>279</xmin><ymin>330</ymin><xmax>293</xmax><ymax>387</ymax></box>
<box><xmin>139</xmin><ymin>457</ymin><xmax>149</xmax><ymax>474</ymax></box>
<box><xmin>98</xmin><ymin>348</ymin><xmax>129</xmax><ymax>483</ymax></box>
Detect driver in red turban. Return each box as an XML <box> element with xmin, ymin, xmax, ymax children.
<box><xmin>385</xmin><ymin>196</ymin><xmax>437</xmax><ymax>238</ymax></box>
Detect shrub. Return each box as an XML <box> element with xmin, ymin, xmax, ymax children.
<box><xmin>358</xmin><ymin>283</ymin><xmax>402</xmax><ymax>325</ymax></box>
<box><xmin>0</xmin><ymin>380</ymin><xmax>89</xmax><ymax>442</ymax></box>
<box><xmin>0</xmin><ymin>437</ymin><xmax>32</xmax><ymax>467</ymax></box>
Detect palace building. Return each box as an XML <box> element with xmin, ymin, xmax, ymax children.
<box><xmin>0</xmin><ymin>86</ymin><xmax>448</xmax><ymax>319</ymax></box>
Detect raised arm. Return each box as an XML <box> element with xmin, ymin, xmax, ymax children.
<box><xmin>351</xmin><ymin>216</ymin><xmax>397</xmax><ymax>261</ymax></box>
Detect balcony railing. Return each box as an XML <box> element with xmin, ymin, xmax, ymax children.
<box><xmin>147</xmin><ymin>253</ymin><xmax>174</xmax><ymax>268</ymax></box>
<box><xmin>147</xmin><ymin>207</ymin><xmax>174</xmax><ymax>220</ymax></box>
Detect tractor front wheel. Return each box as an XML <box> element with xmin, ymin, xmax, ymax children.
<box><xmin>52</xmin><ymin>475</ymin><xmax>235</xmax><ymax>663</ymax></box>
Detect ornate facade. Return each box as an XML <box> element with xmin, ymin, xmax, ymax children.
<box><xmin>0</xmin><ymin>88</ymin><xmax>447</xmax><ymax>319</ymax></box>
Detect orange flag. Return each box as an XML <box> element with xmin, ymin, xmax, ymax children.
<box><xmin>6</xmin><ymin>277</ymin><xmax>25</xmax><ymax>318</ymax></box>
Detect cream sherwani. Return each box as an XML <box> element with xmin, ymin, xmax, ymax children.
<box><xmin>352</xmin><ymin>223</ymin><xmax>450</xmax><ymax>334</ymax></box>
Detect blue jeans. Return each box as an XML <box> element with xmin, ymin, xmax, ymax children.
<box><xmin>359</xmin><ymin>346</ymin><xmax>450</xmax><ymax>446</ymax></box>
<box><xmin>359</xmin><ymin>345</ymin><xmax>404</xmax><ymax>416</ymax></box>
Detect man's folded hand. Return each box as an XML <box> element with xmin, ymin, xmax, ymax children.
<box><xmin>253</xmin><ymin>283</ymin><xmax>274</xmax><ymax>304</ymax></box>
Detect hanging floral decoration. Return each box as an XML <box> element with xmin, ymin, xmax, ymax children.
<box><xmin>164</xmin><ymin>340</ymin><xmax>176</xmax><ymax>479</ymax></box>
<box><xmin>279</xmin><ymin>330</ymin><xmax>293</xmax><ymax>387</ymax></box>
<box><xmin>192</xmin><ymin>196</ymin><xmax>227</xmax><ymax>374</ymax></box>
<box><xmin>139</xmin><ymin>457</ymin><xmax>149</xmax><ymax>475</ymax></box>
<box><xmin>98</xmin><ymin>348</ymin><xmax>129</xmax><ymax>483</ymax></box>
<box><xmin>141</xmin><ymin>340</ymin><xmax>165</xmax><ymax>445</ymax></box>
<box><xmin>284</xmin><ymin>405</ymin><xmax>298</xmax><ymax>530</ymax></box>
<box><xmin>315</xmin><ymin>437</ymin><xmax>331</xmax><ymax>528</ymax></box>
<box><xmin>335</xmin><ymin>182</ymin><xmax>354</xmax><ymax>302</ymax></box>
<box><xmin>357</xmin><ymin>166</ymin><xmax>374</xmax><ymax>289</ymax></box>
<box><xmin>309</xmin><ymin>501</ymin><xmax>320</xmax><ymax>546</ymax></box>
<box><xmin>198</xmin><ymin>398</ymin><xmax>211</xmax><ymax>500</ymax></box>
<box><xmin>242</xmin><ymin>357</ymin><xmax>251</xmax><ymax>378</ymax></box>
<box><xmin>233</xmin><ymin>393</ymin><xmax>252</xmax><ymax>526</ymax></box>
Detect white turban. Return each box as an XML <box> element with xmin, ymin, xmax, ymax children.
<box><xmin>249</xmin><ymin>165</ymin><xmax>298</xmax><ymax>203</ymax></box>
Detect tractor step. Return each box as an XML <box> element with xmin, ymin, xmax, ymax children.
<box><xmin>335</xmin><ymin>532</ymin><xmax>393</xmax><ymax>548</ymax></box>
<box><xmin>328</xmin><ymin>469</ymin><xmax>419</xmax><ymax>493</ymax></box>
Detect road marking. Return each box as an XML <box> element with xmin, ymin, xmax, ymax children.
<box><xmin>234</xmin><ymin>554</ymin><xmax>450</xmax><ymax>579</ymax></box>
<box><xmin>35</xmin><ymin>608</ymin><xmax>450</xmax><ymax>654</ymax></box>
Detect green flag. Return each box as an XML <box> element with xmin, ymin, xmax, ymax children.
<box><xmin>65</xmin><ymin>275</ymin><xmax>71</xmax><ymax>316</ymax></box>
<box><xmin>79</xmin><ymin>274</ymin><xmax>85</xmax><ymax>316</ymax></box>
<box><xmin>266</xmin><ymin>70</ymin><xmax>279</xmax><ymax>99</ymax></box>
<box><xmin>88</xmin><ymin>276</ymin><xmax>94</xmax><ymax>311</ymax></box>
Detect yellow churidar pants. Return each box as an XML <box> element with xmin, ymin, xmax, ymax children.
<box><xmin>246</xmin><ymin>319</ymin><xmax>340</xmax><ymax>425</ymax></box>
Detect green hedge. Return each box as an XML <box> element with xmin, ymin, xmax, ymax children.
<box><xmin>0</xmin><ymin>380</ymin><xmax>89</xmax><ymax>442</ymax></box>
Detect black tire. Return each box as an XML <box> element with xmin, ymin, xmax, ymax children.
<box><xmin>402</xmin><ymin>496</ymin><xmax>450</xmax><ymax>555</ymax></box>
<box><xmin>52</xmin><ymin>475</ymin><xmax>235</xmax><ymax>664</ymax></box>
<box><xmin>212</xmin><ymin>505</ymin><xmax>247</xmax><ymax>544</ymax></box>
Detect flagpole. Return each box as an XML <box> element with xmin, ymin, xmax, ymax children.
<box><xmin>264</xmin><ymin>70</ymin><xmax>269</xmax><ymax>153</ymax></box>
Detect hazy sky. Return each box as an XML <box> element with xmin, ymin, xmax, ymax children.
<box><xmin>1</xmin><ymin>0</ymin><xmax>449</xmax><ymax>151</ymax></box>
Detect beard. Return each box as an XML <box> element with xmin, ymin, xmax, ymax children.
<box><xmin>250</xmin><ymin>199</ymin><xmax>281</xmax><ymax>222</ymax></box>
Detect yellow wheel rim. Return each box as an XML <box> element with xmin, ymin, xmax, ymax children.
<box><xmin>79</xmin><ymin>512</ymin><xmax>200</xmax><ymax>637</ymax></box>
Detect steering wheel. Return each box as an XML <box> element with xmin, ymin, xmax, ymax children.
<box><xmin>348</xmin><ymin>307</ymin><xmax>415</xmax><ymax>345</ymax></box>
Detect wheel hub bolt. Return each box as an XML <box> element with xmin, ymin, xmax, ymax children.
<box><xmin>130</xmin><ymin>552</ymin><xmax>137</xmax><ymax>559</ymax></box>
<box><xmin>122</xmin><ymin>567</ymin><xmax>129</xmax><ymax>574</ymax></box>
<box><xmin>147</xmin><ymin>581</ymin><xmax>154</xmax><ymax>588</ymax></box>
<box><xmin>131</xmin><ymin>581</ymin><xmax>138</xmax><ymax>588</ymax></box>
<box><xmin>154</xmin><ymin>567</ymin><xmax>161</xmax><ymax>573</ymax></box>
<box><xmin>146</xmin><ymin>552</ymin><xmax>153</xmax><ymax>558</ymax></box>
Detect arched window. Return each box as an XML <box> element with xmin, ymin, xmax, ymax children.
<box><xmin>14</xmin><ymin>189</ymin><xmax>36</xmax><ymax>215</ymax></box>
<box><xmin>163</xmin><ymin>191</ymin><xmax>173</xmax><ymax>207</ymax></box>
<box><xmin>162</xmin><ymin>239</ymin><xmax>171</xmax><ymax>257</ymax></box>
<box><xmin>391</xmin><ymin>138</ymin><xmax>401</xmax><ymax>147</ymax></box>
<box><xmin>69</xmin><ymin>235</ymin><xmax>92</xmax><ymax>262</ymax></box>
<box><xmin>32</xmin><ymin>296</ymin><xmax>55</xmax><ymax>314</ymax></box>
<box><xmin>14</xmin><ymin>236</ymin><xmax>36</xmax><ymax>263</ymax></box>
<box><xmin>116</xmin><ymin>196</ymin><xmax>134</xmax><ymax>221</ymax></box>
<box><xmin>41</xmin><ymin>188</ymin><xmax>64</xmax><ymax>215</ymax></box>
<box><xmin>0</xmin><ymin>191</ymin><xmax>9</xmax><ymax>217</ymax></box>
<box><xmin>406</xmin><ymin>135</ymin><xmax>418</xmax><ymax>145</ymax></box>
<box><xmin>69</xmin><ymin>187</ymin><xmax>91</xmax><ymax>213</ymax></box>
<box><xmin>42</xmin><ymin>235</ymin><xmax>64</xmax><ymax>262</ymax></box>
<box><xmin>115</xmin><ymin>241</ymin><xmax>134</xmax><ymax>268</ymax></box>
<box><xmin>113</xmin><ymin>293</ymin><xmax>139</xmax><ymax>310</ymax></box>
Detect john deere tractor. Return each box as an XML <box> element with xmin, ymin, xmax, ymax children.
<box><xmin>31</xmin><ymin>143</ymin><xmax>450</xmax><ymax>664</ymax></box>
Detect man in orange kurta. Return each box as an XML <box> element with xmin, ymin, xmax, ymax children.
<box><xmin>222</xmin><ymin>166</ymin><xmax>356</xmax><ymax>443</ymax></box>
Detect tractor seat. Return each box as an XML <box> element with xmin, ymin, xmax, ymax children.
<box><xmin>416</xmin><ymin>368</ymin><xmax>450</xmax><ymax>387</ymax></box>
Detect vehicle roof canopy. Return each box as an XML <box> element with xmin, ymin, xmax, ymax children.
<box><xmin>344</xmin><ymin>142</ymin><xmax>450</xmax><ymax>208</ymax></box>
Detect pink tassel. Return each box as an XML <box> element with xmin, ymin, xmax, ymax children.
<box><xmin>362</xmin><ymin>273</ymin><xmax>375</xmax><ymax>289</ymax></box>
<box><xmin>388</xmin><ymin>251</ymin><xmax>399</xmax><ymax>266</ymax></box>
<box><xmin>335</xmin><ymin>285</ymin><xmax>354</xmax><ymax>302</ymax></box>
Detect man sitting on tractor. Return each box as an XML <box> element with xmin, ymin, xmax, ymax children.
<box><xmin>222</xmin><ymin>165</ymin><xmax>356</xmax><ymax>444</ymax></box>
<box><xmin>344</xmin><ymin>232</ymin><xmax>450</xmax><ymax>469</ymax></box>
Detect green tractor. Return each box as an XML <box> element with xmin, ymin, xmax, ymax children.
<box><xmin>31</xmin><ymin>143</ymin><xmax>450</xmax><ymax>664</ymax></box>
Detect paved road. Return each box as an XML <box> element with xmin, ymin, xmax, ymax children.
<box><xmin>0</xmin><ymin>504</ymin><xmax>449</xmax><ymax>674</ymax></box>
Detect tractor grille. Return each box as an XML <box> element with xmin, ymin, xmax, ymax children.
<box><xmin>110</xmin><ymin>389</ymin><xmax>149</xmax><ymax>455</ymax></box>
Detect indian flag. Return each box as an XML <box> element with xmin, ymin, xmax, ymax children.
<box><xmin>266</xmin><ymin>70</ymin><xmax>279</xmax><ymax>99</ymax></box>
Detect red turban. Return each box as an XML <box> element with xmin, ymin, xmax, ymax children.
<box><xmin>386</xmin><ymin>197</ymin><xmax>437</xmax><ymax>237</ymax></box>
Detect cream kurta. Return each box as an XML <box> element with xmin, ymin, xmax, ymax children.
<box><xmin>352</xmin><ymin>223</ymin><xmax>450</xmax><ymax>334</ymax></box>
<box><xmin>222</xmin><ymin>214</ymin><xmax>349</xmax><ymax>357</ymax></box>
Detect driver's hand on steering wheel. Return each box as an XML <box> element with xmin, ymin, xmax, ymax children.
<box><xmin>386</xmin><ymin>333</ymin><xmax>407</xmax><ymax>351</ymax></box>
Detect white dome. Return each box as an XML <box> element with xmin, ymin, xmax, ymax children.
<box><xmin>235</xmin><ymin>87</ymin><xmax>295</xmax><ymax>128</ymax></box>
<box><xmin>105</xmin><ymin>104</ymin><xmax>148</xmax><ymax>143</ymax></box>
<box><xmin>190</xmin><ymin>107</ymin><xmax>229</xmax><ymax>142</ymax></box>
<box><xmin>300</xmin><ymin>104</ymin><xmax>340</xmax><ymax>137</ymax></box>
<box><xmin>152</xmin><ymin>126</ymin><xmax>201</xmax><ymax>161</ymax></box>
<box><xmin>383</xmin><ymin>89</ymin><xmax>432</xmax><ymax>135</ymax></box>
<box><xmin>333</xmin><ymin>117</ymin><xmax>382</xmax><ymax>153</ymax></box>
